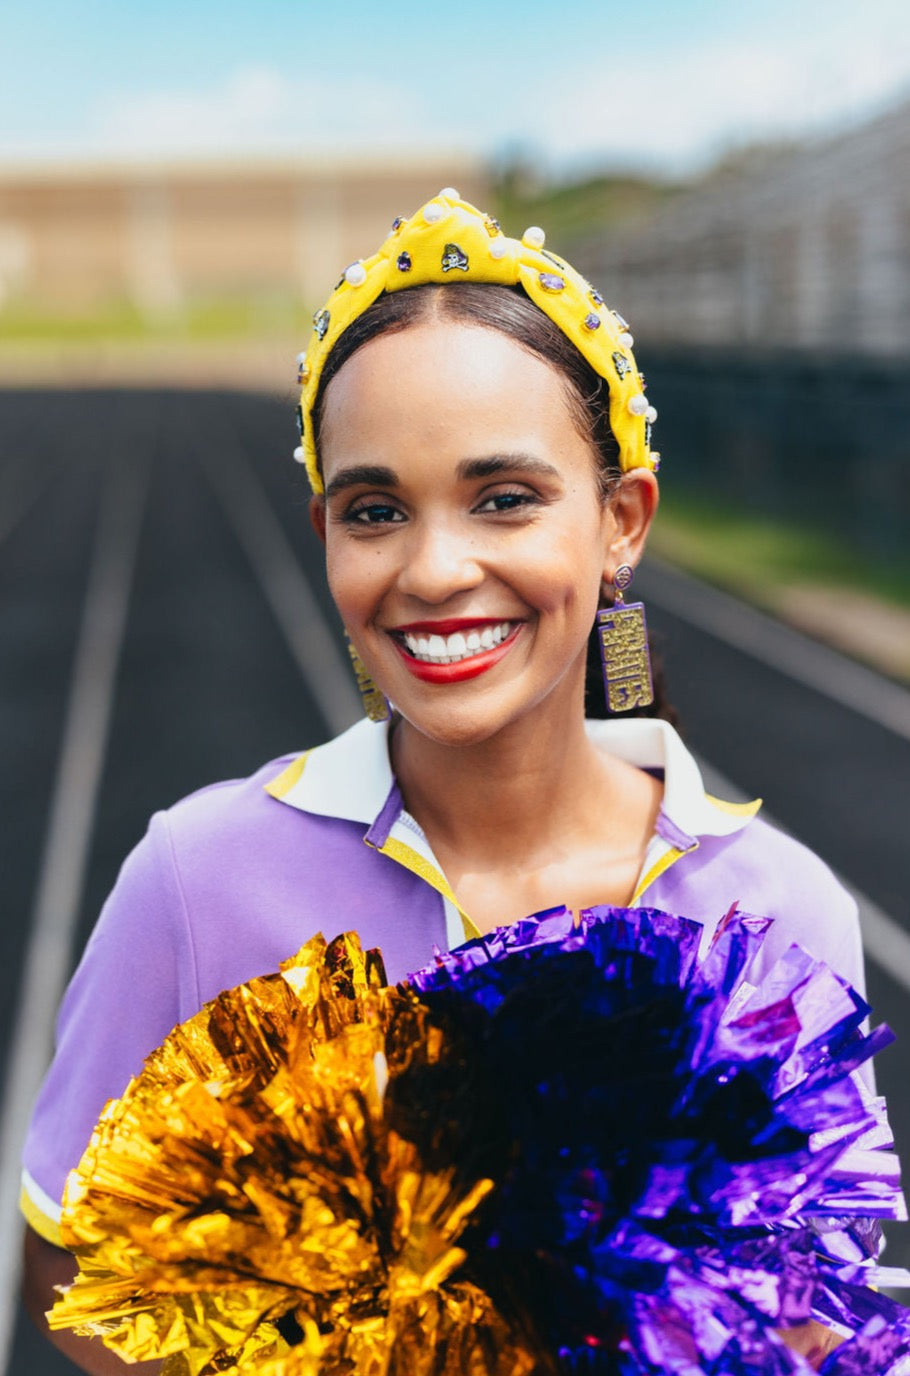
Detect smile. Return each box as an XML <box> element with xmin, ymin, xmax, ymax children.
<box><xmin>389</xmin><ymin>619</ymin><xmax>523</xmax><ymax>684</ymax></box>
<box><xmin>401</xmin><ymin>621</ymin><xmax>514</xmax><ymax>664</ymax></box>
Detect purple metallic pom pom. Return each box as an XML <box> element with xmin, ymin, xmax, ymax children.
<box><xmin>404</xmin><ymin>905</ymin><xmax>910</xmax><ymax>1374</ymax></box>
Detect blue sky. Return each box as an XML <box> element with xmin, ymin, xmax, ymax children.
<box><xmin>2</xmin><ymin>0</ymin><xmax>910</xmax><ymax>175</ymax></box>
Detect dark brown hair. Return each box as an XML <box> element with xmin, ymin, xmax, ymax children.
<box><xmin>314</xmin><ymin>282</ymin><xmax>677</xmax><ymax>726</ymax></box>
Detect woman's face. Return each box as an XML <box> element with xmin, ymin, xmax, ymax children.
<box><xmin>313</xmin><ymin>318</ymin><xmax>653</xmax><ymax>747</ymax></box>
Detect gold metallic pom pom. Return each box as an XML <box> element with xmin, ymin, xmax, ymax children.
<box><xmin>50</xmin><ymin>934</ymin><xmax>532</xmax><ymax>1376</ymax></box>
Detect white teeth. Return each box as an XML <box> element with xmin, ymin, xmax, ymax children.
<box><xmin>401</xmin><ymin>623</ymin><xmax>515</xmax><ymax>664</ymax></box>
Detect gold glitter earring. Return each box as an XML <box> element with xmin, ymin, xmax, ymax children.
<box><xmin>595</xmin><ymin>564</ymin><xmax>654</xmax><ymax>712</ymax></box>
<box><xmin>346</xmin><ymin>636</ymin><xmax>390</xmax><ymax>722</ymax></box>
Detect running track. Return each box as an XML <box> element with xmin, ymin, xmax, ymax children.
<box><xmin>2</xmin><ymin>389</ymin><xmax>908</xmax><ymax>1374</ymax></box>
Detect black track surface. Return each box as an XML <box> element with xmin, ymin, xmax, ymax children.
<box><xmin>2</xmin><ymin>389</ymin><xmax>908</xmax><ymax>1375</ymax></box>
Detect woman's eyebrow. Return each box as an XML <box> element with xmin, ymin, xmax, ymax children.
<box><xmin>324</xmin><ymin>464</ymin><xmax>398</xmax><ymax>498</ymax></box>
<box><xmin>457</xmin><ymin>454</ymin><xmax>561</xmax><ymax>481</ymax></box>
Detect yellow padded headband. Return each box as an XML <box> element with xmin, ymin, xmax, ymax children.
<box><xmin>295</xmin><ymin>188</ymin><xmax>659</xmax><ymax>494</ymax></box>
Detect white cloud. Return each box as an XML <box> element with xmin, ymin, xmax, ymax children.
<box><xmin>525</xmin><ymin>28</ymin><xmax>910</xmax><ymax>172</ymax></box>
<box><xmin>83</xmin><ymin>65</ymin><xmax>446</xmax><ymax>159</ymax></box>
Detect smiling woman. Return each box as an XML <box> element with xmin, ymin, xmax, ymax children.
<box><xmin>21</xmin><ymin>191</ymin><xmax>876</xmax><ymax>1373</ymax></box>
<box><xmin>316</xmin><ymin>315</ymin><xmax>645</xmax><ymax>714</ymax></box>
<box><xmin>312</xmin><ymin>278</ymin><xmax>671</xmax><ymax>719</ymax></box>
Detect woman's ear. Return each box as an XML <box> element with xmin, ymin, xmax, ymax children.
<box><xmin>603</xmin><ymin>470</ymin><xmax>659</xmax><ymax>578</ymax></box>
<box><xmin>309</xmin><ymin>495</ymin><xmax>327</xmax><ymax>546</ymax></box>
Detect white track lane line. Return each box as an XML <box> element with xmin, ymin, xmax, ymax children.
<box><xmin>0</xmin><ymin>449</ymin><xmax>150</xmax><ymax>1374</ymax></box>
<box><xmin>697</xmin><ymin>755</ymin><xmax>910</xmax><ymax>992</ymax></box>
<box><xmin>195</xmin><ymin>429</ymin><xmax>360</xmax><ymax>737</ymax></box>
<box><xmin>637</xmin><ymin>556</ymin><xmax>910</xmax><ymax>743</ymax></box>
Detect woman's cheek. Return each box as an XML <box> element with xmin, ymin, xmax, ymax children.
<box><xmin>325</xmin><ymin>543</ymin><xmax>376</xmax><ymax>607</ymax></box>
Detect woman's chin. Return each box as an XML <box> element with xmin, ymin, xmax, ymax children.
<box><xmin>382</xmin><ymin>644</ymin><xmax>585</xmax><ymax>752</ymax></box>
<box><xmin>389</xmin><ymin>681</ymin><xmax>560</xmax><ymax>752</ymax></box>
<box><xmin>393</xmin><ymin>703</ymin><xmax>510</xmax><ymax>750</ymax></box>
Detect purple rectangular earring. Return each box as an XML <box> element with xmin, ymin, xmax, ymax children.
<box><xmin>596</xmin><ymin>564</ymin><xmax>654</xmax><ymax>712</ymax></box>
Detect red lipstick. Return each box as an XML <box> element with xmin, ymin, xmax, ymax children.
<box><xmin>391</xmin><ymin>623</ymin><xmax>522</xmax><ymax>684</ymax></box>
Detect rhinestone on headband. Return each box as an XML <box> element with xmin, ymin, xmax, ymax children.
<box><xmin>295</xmin><ymin>189</ymin><xmax>659</xmax><ymax>491</ymax></box>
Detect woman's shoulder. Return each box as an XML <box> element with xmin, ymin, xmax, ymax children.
<box><xmin>109</xmin><ymin>720</ymin><xmax>413</xmax><ymax>970</ymax></box>
<box><xmin>670</xmin><ymin>814</ymin><xmax>863</xmax><ymax>992</ymax></box>
<box><xmin>704</xmin><ymin>813</ymin><xmax>853</xmax><ymax>908</ymax></box>
<box><xmin>81</xmin><ymin>751</ymin><xmax>324</xmax><ymax>973</ymax></box>
<box><xmin>158</xmin><ymin>750</ymin><xmax>308</xmax><ymax>839</ymax></box>
<box><xmin>123</xmin><ymin>745</ymin><xmax>369</xmax><ymax>924</ymax></box>
<box><xmin>160</xmin><ymin>718</ymin><xmax>389</xmax><ymax>844</ymax></box>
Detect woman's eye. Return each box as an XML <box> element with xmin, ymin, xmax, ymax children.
<box><xmin>344</xmin><ymin>500</ymin><xmax>404</xmax><ymax>525</ymax></box>
<box><xmin>475</xmin><ymin>490</ymin><xmax>537</xmax><ymax>514</ymax></box>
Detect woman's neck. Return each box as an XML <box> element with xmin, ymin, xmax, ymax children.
<box><xmin>390</xmin><ymin>694</ymin><xmax>663</xmax><ymax>932</ymax></box>
<box><xmin>390</xmin><ymin>698</ymin><xmax>621</xmax><ymax>872</ymax></box>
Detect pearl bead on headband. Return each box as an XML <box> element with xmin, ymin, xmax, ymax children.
<box><xmin>294</xmin><ymin>188</ymin><xmax>660</xmax><ymax>493</ymax></box>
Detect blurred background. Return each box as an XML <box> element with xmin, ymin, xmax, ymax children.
<box><xmin>3</xmin><ymin>1</ymin><xmax>910</xmax><ymax>1371</ymax></box>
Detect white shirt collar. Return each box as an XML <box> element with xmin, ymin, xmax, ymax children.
<box><xmin>267</xmin><ymin>716</ymin><xmax>760</xmax><ymax>843</ymax></box>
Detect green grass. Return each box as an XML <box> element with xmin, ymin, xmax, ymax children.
<box><xmin>0</xmin><ymin>296</ymin><xmax>310</xmax><ymax>345</ymax></box>
<box><xmin>650</xmin><ymin>491</ymin><xmax>910</xmax><ymax>611</ymax></box>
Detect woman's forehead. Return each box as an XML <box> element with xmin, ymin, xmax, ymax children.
<box><xmin>334</xmin><ymin>316</ymin><xmax>558</xmax><ymax>379</ymax></box>
<box><xmin>319</xmin><ymin>323</ymin><xmax>600</xmax><ymax>490</ymax></box>
<box><xmin>322</xmin><ymin>319</ymin><xmax>572</xmax><ymax>429</ymax></box>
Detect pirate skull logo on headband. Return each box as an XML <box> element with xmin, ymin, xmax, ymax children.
<box><xmin>294</xmin><ymin>188</ymin><xmax>660</xmax><ymax>493</ymax></box>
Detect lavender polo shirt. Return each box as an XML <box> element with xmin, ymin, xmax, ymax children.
<box><xmin>21</xmin><ymin>717</ymin><xmax>864</xmax><ymax>1246</ymax></box>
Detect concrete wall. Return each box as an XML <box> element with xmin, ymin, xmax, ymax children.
<box><xmin>0</xmin><ymin>158</ymin><xmax>489</xmax><ymax>314</ymax></box>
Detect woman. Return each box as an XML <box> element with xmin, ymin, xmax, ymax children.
<box><xmin>22</xmin><ymin>190</ymin><xmax>860</xmax><ymax>1371</ymax></box>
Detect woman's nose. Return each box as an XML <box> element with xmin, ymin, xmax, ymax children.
<box><xmin>395</xmin><ymin>519</ymin><xmax>484</xmax><ymax>603</ymax></box>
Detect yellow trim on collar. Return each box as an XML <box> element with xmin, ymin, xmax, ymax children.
<box><xmin>705</xmin><ymin>792</ymin><xmax>763</xmax><ymax>819</ymax></box>
<box><xmin>631</xmin><ymin>845</ymin><xmax>690</xmax><ymax>903</ymax></box>
<box><xmin>20</xmin><ymin>1185</ymin><xmax>64</xmax><ymax>1248</ymax></box>
<box><xmin>264</xmin><ymin>750</ymin><xmax>311</xmax><ymax>801</ymax></box>
<box><xmin>375</xmin><ymin>836</ymin><xmax>481</xmax><ymax>942</ymax></box>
